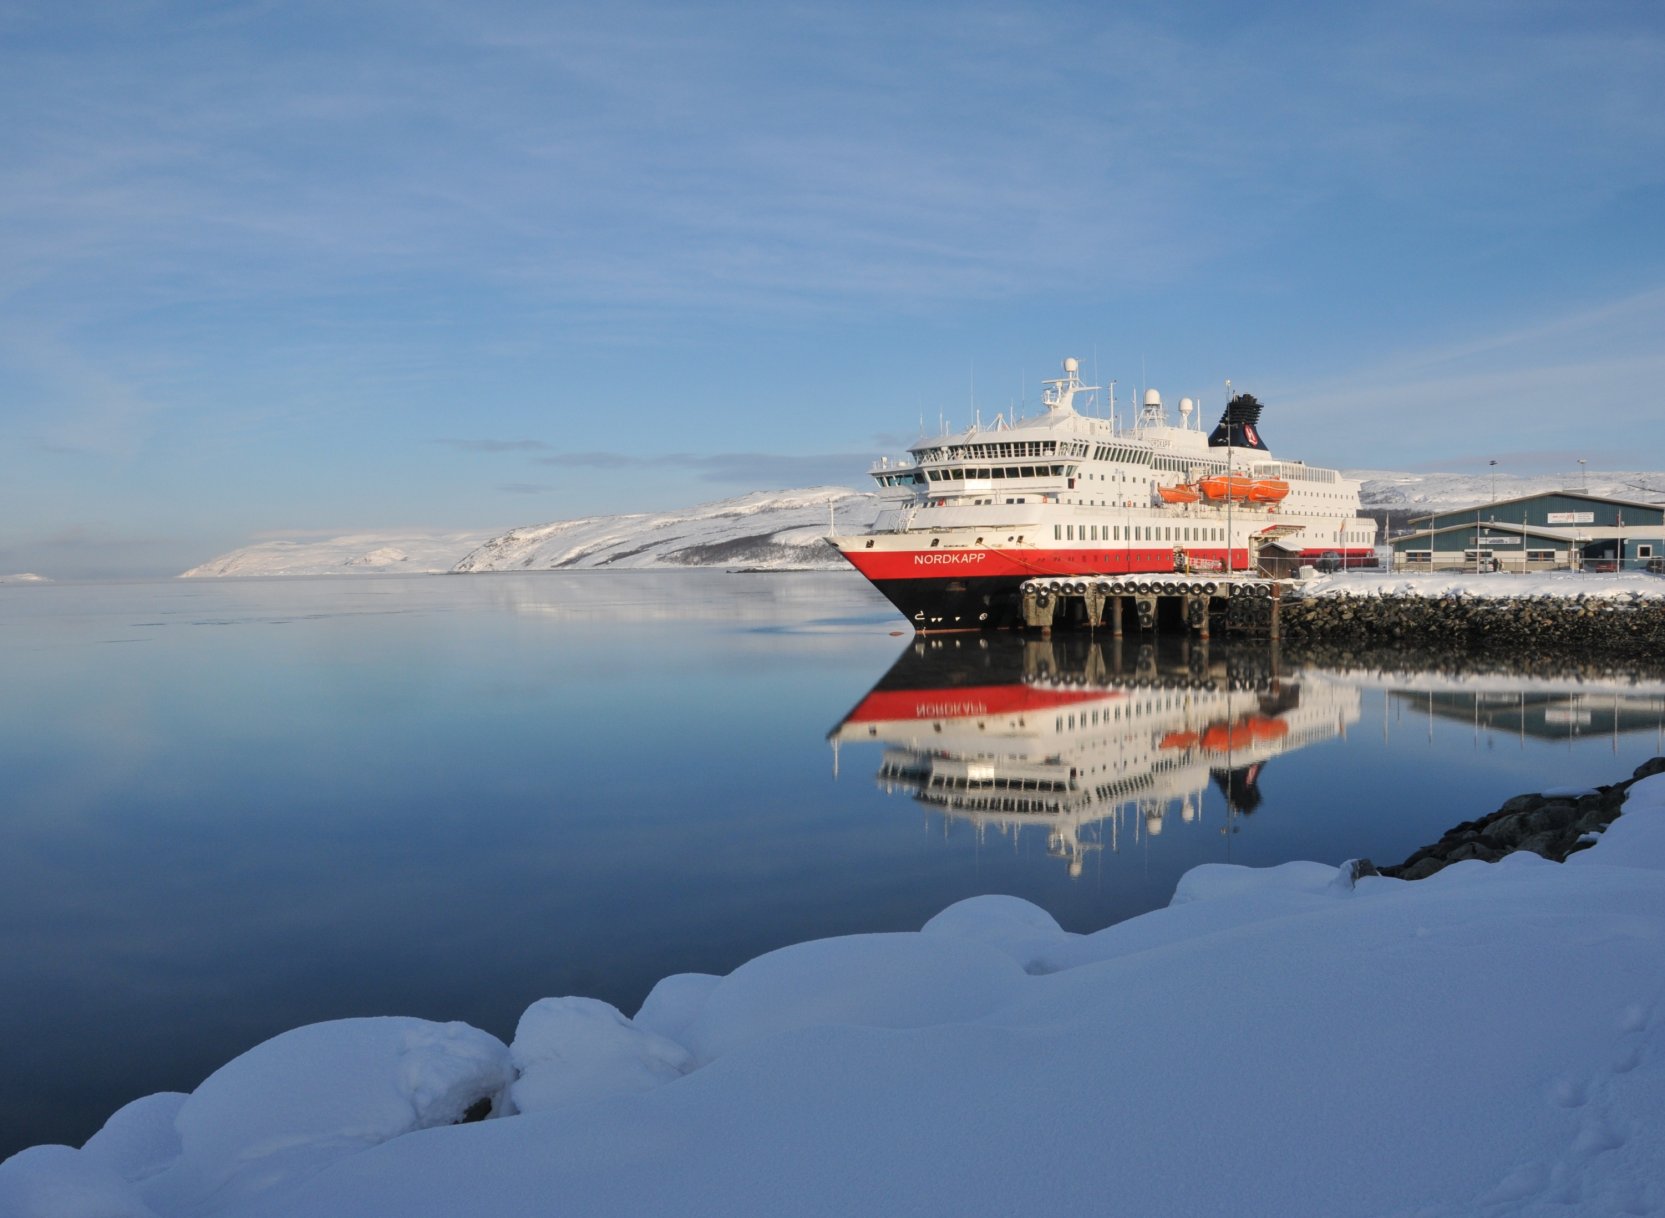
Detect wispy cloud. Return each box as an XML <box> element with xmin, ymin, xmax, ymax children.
<box><xmin>536</xmin><ymin>450</ymin><xmax>870</xmax><ymax>486</ymax></box>
<box><xmin>497</xmin><ymin>482</ymin><xmax>553</xmax><ymax>494</ymax></box>
<box><xmin>436</xmin><ymin>438</ymin><xmax>550</xmax><ymax>453</ymax></box>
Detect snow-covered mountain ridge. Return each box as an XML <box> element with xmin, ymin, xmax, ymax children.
<box><xmin>179</xmin><ymin>472</ymin><xmax>1665</xmax><ymax>578</ymax></box>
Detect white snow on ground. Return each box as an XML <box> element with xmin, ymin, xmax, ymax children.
<box><xmin>1296</xmin><ymin>569</ymin><xmax>1665</xmax><ymax>599</ymax></box>
<box><xmin>9</xmin><ymin>772</ymin><xmax>1665</xmax><ymax>1216</ymax></box>
<box><xmin>0</xmin><ymin>573</ymin><xmax>51</xmax><ymax>584</ymax></box>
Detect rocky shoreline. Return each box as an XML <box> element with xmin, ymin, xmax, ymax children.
<box><xmin>1280</xmin><ymin>591</ymin><xmax>1665</xmax><ymax>648</ymax></box>
<box><xmin>1375</xmin><ymin>756</ymin><xmax>1665</xmax><ymax>880</ymax></box>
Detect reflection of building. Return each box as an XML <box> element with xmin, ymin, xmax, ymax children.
<box><xmin>1392</xmin><ymin>688</ymin><xmax>1665</xmax><ymax>741</ymax></box>
<box><xmin>830</xmin><ymin>637</ymin><xmax>1361</xmax><ymax>876</ymax></box>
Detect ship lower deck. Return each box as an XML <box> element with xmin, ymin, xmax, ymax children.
<box><xmin>840</xmin><ymin>543</ymin><xmax>1377</xmax><ymax>631</ymax></box>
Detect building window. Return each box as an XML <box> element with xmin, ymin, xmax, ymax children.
<box><xmin>1641</xmin><ymin>545</ymin><xmax>1655</xmax><ymax>559</ymax></box>
<box><xmin>1526</xmin><ymin>550</ymin><xmax>1554</xmax><ymax>562</ymax></box>
<box><xmin>1405</xmin><ymin>551</ymin><xmax>1432</xmax><ymax>563</ymax></box>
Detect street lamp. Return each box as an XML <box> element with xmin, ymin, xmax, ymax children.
<box><xmin>1578</xmin><ymin>458</ymin><xmax>1588</xmax><ymax>492</ymax></box>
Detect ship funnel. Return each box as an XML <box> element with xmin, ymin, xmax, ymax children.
<box><xmin>1208</xmin><ymin>393</ymin><xmax>1270</xmax><ymax>452</ymax></box>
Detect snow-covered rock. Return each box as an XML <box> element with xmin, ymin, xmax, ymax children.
<box><xmin>676</xmin><ymin>930</ymin><xmax>1027</xmax><ymax>1065</ymax></box>
<box><xmin>137</xmin><ymin>1018</ymin><xmax>511</xmax><ymax>1213</ymax></box>
<box><xmin>632</xmin><ymin>973</ymin><xmax>721</xmax><ymax>1043</ymax></box>
<box><xmin>508</xmin><ymin>998</ymin><xmax>690</xmax><ymax>1115</ymax></box>
<box><xmin>80</xmin><ymin>1093</ymin><xmax>187</xmax><ymax>1185</ymax></box>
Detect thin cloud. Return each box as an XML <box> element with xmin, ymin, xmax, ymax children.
<box><xmin>497</xmin><ymin>482</ymin><xmax>553</xmax><ymax>494</ymax></box>
<box><xmin>436</xmin><ymin>438</ymin><xmax>550</xmax><ymax>453</ymax></box>
<box><xmin>536</xmin><ymin>451</ymin><xmax>871</xmax><ymax>485</ymax></box>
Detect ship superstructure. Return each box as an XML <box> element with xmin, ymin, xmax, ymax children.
<box><xmin>831</xmin><ymin>357</ymin><xmax>1376</xmax><ymax>630</ymax></box>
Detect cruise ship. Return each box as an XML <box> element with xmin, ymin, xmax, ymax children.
<box><xmin>829</xmin><ymin>357</ymin><xmax>1377</xmax><ymax>630</ymax></box>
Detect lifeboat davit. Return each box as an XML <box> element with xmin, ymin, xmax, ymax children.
<box><xmin>1158</xmin><ymin>484</ymin><xmax>1200</xmax><ymax>504</ymax></box>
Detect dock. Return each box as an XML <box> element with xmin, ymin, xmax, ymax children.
<box><xmin>1017</xmin><ymin>574</ymin><xmax>1289</xmax><ymax>638</ymax></box>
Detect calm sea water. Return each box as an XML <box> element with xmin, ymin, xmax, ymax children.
<box><xmin>4</xmin><ymin>571</ymin><xmax>1663</xmax><ymax>1158</ymax></box>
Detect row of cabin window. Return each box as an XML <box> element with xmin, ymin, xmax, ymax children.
<box><xmin>914</xmin><ymin>440</ymin><xmax>1090</xmax><ymax>462</ymax></box>
<box><xmin>1054</xmin><ymin>524</ymin><xmax>1227</xmax><ymax>543</ymax></box>
<box><xmin>923</xmin><ymin>465</ymin><xmax>1069</xmax><ymax>482</ymax></box>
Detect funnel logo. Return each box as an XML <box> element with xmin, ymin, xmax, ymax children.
<box><xmin>1243</xmin><ymin>424</ymin><xmax>1260</xmax><ymax>447</ymax></box>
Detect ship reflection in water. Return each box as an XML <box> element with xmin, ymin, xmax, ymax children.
<box><xmin>830</xmin><ymin>636</ymin><xmax>1361</xmax><ymax>876</ymax></box>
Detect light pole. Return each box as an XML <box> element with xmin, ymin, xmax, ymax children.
<box><xmin>1578</xmin><ymin>458</ymin><xmax>1588</xmax><ymax>492</ymax></box>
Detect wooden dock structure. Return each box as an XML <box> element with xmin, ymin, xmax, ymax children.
<box><xmin>1017</xmin><ymin>574</ymin><xmax>1289</xmax><ymax>638</ymax></box>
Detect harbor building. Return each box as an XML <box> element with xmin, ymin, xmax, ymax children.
<box><xmin>1388</xmin><ymin>491</ymin><xmax>1665</xmax><ymax>573</ymax></box>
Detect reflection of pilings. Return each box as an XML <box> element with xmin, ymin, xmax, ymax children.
<box><xmin>1012</xmin><ymin>636</ymin><xmax>1282</xmax><ymax>695</ymax></box>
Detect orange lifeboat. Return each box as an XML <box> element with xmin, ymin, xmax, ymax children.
<box><xmin>1198</xmin><ymin>474</ymin><xmax>1254</xmax><ymax>502</ymax></box>
<box><xmin>1157</xmin><ymin>484</ymin><xmax>1200</xmax><ymax>504</ymax></box>
<box><xmin>1199</xmin><ymin>716</ymin><xmax>1288</xmax><ymax>751</ymax></box>
<box><xmin>1199</xmin><ymin>474</ymin><xmax>1289</xmax><ymax>504</ymax></box>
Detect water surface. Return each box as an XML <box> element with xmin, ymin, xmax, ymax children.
<box><xmin>3</xmin><ymin>571</ymin><xmax>1662</xmax><ymax>1157</ymax></box>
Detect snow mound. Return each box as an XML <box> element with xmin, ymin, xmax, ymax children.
<box><xmin>1170</xmin><ymin>859</ymin><xmax>1343</xmax><ymax>905</ymax></box>
<box><xmin>632</xmin><ymin>973</ymin><xmax>721</xmax><ymax>1043</ymax></box>
<box><xmin>80</xmin><ymin>1093</ymin><xmax>187</xmax><ymax>1185</ymax></box>
<box><xmin>677</xmin><ymin>931</ymin><xmax>1027</xmax><ymax>1065</ymax></box>
<box><xmin>509</xmin><ymin>998</ymin><xmax>690</xmax><ymax>1115</ymax></box>
<box><xmin>140</xmin><ymin>1018</ymin><xmax>510</xmax><ymax>1212</ymax></box>
<box><xmin>919</xmin><ymin>894</ymin><xmax>1070</xmax><ymax>970</ymax></box>
<box><xmin>0</xmin><ymin>1144</ymin><xmax>157</xmax><ymax>1218</ymax></box>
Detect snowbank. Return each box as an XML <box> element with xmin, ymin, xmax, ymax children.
<box><xmin>1296</xmin><ymin>569</ymin><xmax>1665</xmax><ymax>600</ymax></box>
<box><xmin>9</xmin><ymin>779</ymin><xmax>1665</xmax><ymax>1217</ymax></box>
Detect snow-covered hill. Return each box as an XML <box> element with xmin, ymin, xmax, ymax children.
<box><xmin>180</xmin><ymin>530</ymin><xmax>501</xmax><ymax>578</ymax></box>
<box><xmin>452</xmin><ymin>487</ymin><xmax>875</xmax><ymax>573</ymax></box>
<box><xmin>178</xmin><ymin>473</ymin><xmax>1665</xmax><ymax>578</ymax></box>
<box><xmin>1355</xmin><ymin>470</ymin><xmax>1663</xmax><ymax>513</ymax></box>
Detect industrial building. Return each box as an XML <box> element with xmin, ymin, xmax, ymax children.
<box><xmin>1387</xmin><ymin>491</ymin><xmax>1665</xmax><ymax>573</ymax></box>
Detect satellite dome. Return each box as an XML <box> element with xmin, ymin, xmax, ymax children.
<box><xmin>1179</xmin><ymin>397</ymin><xmax>1195</xmax><ymax>414</ymax></box>
<box><xmin>1143</xmin><ymin>388</ymin><xmax>1162</xmax><ymax>407</ymax></box>
<box><xmin>1063</xmin><ymin>357</ymin><xmax>1079</xmax><ymax>373</ymax></box>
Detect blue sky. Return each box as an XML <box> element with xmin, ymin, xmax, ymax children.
<box><xmin>3</xmin><ymin>1</ymin><xmax>1662</xmax><ymax>577</ymax></box>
